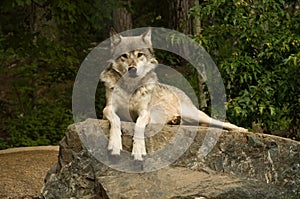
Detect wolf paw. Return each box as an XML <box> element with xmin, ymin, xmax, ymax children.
<box><xmin>108</xmin><ymin>135</ymin><xmax>122</xmax><ymax>155</ymax></box>
<box><xmin>132</xmin><ymin>139</ymin><xmax>146</xmax><ymax>161</ymax></box>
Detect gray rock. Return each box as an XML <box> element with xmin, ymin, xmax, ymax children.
<box><xmin>41</xmin><ymin>119</ymin><xmax>300</xmax><ymax>199</ymax></box>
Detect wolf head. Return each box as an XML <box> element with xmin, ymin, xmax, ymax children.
<box><xmin>110</xmin><ymin>28</ymin><xmax>158</xmax><ymax>78</ymax></box>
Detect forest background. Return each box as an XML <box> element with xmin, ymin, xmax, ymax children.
<box><xmin>0</xmin><ymin>0</ymin><xmax>299</xmax><ymax>149</ymax></box>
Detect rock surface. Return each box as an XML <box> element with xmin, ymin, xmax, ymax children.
<box><xmin>41</xmin><ymin>119</ymin><xmax>300</xmax><ymax>198</ymax></box>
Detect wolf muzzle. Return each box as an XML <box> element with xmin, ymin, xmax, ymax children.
<box><xmin>128</xmin><ymin>67</ymin><xmax>138</xmax><ymax>78</ymax></box>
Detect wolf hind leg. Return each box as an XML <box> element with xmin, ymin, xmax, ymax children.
<box><xmin>181</xmin><ymin>104</ymin><xmax>247</xmax><ymax>132</ymax></box>
<box><xmin>103</xmin><ymin>105</ymin><xmax>123</xmax><ymax>155</ymax></box>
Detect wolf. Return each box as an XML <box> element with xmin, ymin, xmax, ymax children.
<box><xmin>100</xmin><ymin>28</ymin><xmax>247</xmax><ymax>160</ymax></box>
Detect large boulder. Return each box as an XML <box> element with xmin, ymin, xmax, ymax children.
<box><xmin>41</xmin><ymin>119</ymin><xmax>300</xmax><ymax>198</ymax></box>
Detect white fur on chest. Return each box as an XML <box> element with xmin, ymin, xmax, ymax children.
<box><xmin>111</xmin><ymin>81</ymin><xmax>155</xmax><ymax>121</ymax></box>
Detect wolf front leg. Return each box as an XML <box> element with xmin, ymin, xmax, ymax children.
<box><xmin>103</xmin><ymin>105</ymin><xmax>122</xmax><ymax>155</ymax></box>
<box><xmin>132</xmin><ymin>110</ymin><xmax>150</xmax><ymax>160</ymax></box>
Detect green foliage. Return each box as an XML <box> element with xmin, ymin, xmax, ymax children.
<box><xmin>1</xmin><ymin>0</ymin><xmax>299</xmax><ymax>150</ymax></box>
<box><xmin>0</xmin><ymin>0</ymin><xmax>116</xmax><ymax>149</ymax></box>
<box><xmin>191</xmin><ymin>0</ymin><xmax>300</xmax><ymax>138</ymax></box>
<box><xmin>1</xmin><ymin>105</ymin><xmax>72</xmax><ymax>149</ymax></box>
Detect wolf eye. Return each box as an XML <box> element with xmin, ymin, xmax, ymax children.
<box><xmin>121</xmin><ymin>54</ymin><xmax>128</xmax><ymax>59</ymax></box>
<box><xmin>137</xmin><ymin>52</ymin><xmax>144</xmax><ymax>58</ymax></box>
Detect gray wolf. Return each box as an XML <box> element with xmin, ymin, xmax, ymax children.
<box><xmin>100</xmin><ymin>28</ymin><xmax>247</xmax><ymax>160</ymax></box>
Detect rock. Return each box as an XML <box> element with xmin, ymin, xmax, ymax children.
<box><xmin>41</xmin><ymin>119</ymin><xmax>300</xmax><ymax>199</ymax></box>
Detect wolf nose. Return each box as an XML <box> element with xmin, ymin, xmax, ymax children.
<box><xmin>128</xmin><ymin>67</ymin><xmax>137</xmax><ymax>77</ymax></box>
<box><xmin>128</xmin><ymin>67</ymin><xmax>136</xmax><ymax>72</ymax></box>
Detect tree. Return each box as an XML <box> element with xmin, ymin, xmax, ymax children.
<box><xmin>190</xmin><ymin>0</ymin><xmax>300</xmax><ymax>139</ymax></box>
<box><xmin>165</xmin><ymin>0</ymin><xmax>208</xmax><ymax>111</ymax></box>
<box><xmin>1</xmin><ymin>0</ymin><xmax>299</xmax><ymax>149</ymax></box>
<box><xmin>0</xmin><ymin>0</ymin><xmax>116</xmax><ymax>149</ymax></box>
<box><xmin>113</xmin><ymin>1</ymin><xmax>132</xmax><ymax>32</ymax></box>
<box><xmin>168</xmin><ymin>0</ymin><xmax>193</xmax><ymax>34</ymax></box>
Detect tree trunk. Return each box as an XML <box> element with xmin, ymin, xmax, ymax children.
<box><xmin>192</xmin><ymin>0</ymin><xmax>207</xmax><ymax>110</ymax></box>
<box><xmin>113</xmin><ymin>1</ymin><xmax>132</xmax><ymax>33</ymax></box>
<box><xmin>197</xmin><ymin>73</ymin><xmax>207</xmax><ymax>110</ymax></box>
<box><xmin>168</xmin><ymin>0</ymin><xmax>193</xmax><ymax>34</ymax></box>
<box><xmin>192</xmin><ymin>0</ymin><xmax>201</xmax><ymax>35</ymax></box>
<box><xmin>168</xmin><ymin>0</ymin><xmax>207</xmax><ymax>110</ymax></box>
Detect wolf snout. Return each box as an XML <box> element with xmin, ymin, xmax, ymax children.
<box><xmin>128</xmin><ymin>67</ymin><xmax>138</xmax><ymax>77</ymax></box>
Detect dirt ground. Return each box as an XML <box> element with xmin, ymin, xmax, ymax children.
<box><xmin>0</xmin><ymin>146</ymin><xmax>59</xmax><ymax>199</ymax></box>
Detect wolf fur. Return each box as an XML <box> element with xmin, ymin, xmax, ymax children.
<box><xmin>100</xmin><ymin>28</ymin><xmax>247</xmax><ymax>160</ymax></box>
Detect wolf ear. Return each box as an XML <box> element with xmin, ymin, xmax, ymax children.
<box><xmin>141</xmin><ymin>28</ymin><xmax>152</xmax><ymax>45</ymax></box>
<box><xmin>141</xmin><ymin>28</ymin><xmax>154</xmax><ymax>54</ymax></box>
<box><xmin>110</xmin><ymin>28</ymin><xmax>122</xmax><ymax>48</ymax></box>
